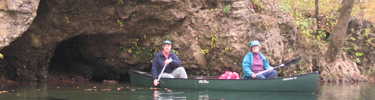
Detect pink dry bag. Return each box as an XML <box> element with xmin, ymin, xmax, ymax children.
<box><xmin>218</xmin><ymin>71</ymin><xmax>240</xmax><ymax>79</ymax></box>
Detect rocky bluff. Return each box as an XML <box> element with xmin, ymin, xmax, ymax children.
<box><xmin>0</xmin><ymin>0</ymin><xmax>374</xmax><ymax>82</ymax></box>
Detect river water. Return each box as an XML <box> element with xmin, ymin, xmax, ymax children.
<box><xmin>0</xmin><ymin>82</ymin><xmax>374</xmax><ymax>100</ymax></box>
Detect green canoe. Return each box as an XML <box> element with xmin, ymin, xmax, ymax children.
<box><xmin>129</xmin><ymin>70</ymin><xmax>318</xmax><ymax>93</ymax></box>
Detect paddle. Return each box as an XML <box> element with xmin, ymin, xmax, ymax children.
<box><xmin>256</xmin><ymin>56</ymin><xmax>302</xmax><ymax>75</ymax></box>
<box><xmin>157</xmin><ymin>58</ymin><xmax>172</xmax><ymax>82</ymax></box>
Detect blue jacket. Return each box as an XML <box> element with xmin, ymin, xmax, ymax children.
<box><xmin>242</xmin><ymin>52</ymin><xmax>270</xmax><ymax>79</ymax></box>
<box><xmin>151</xmin><ymin>51</ymin><xmax>181</xmax><ymax>79</ymax></box>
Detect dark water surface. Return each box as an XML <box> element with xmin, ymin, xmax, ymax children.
<box><xmin>0</xmin><ymin>82</ymin><xmax>374</xmax><ymax>100</ymax></box>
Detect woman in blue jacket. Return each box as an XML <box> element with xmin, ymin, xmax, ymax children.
<box><xmin>242</xmin><ymin>40</ymin><xmax>277</xmax><ymax>79</ymax></box>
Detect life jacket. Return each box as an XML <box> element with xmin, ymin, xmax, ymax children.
<box><xmin>218</xmin><ymin>71</ymin><xmax>240</xmax><ymax>79</ymax></box>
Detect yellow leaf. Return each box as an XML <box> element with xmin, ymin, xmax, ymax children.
<box><xmin>351</xmin><ymin>37</ymin><xmax>356</xmax><ymax>41</ymax></box>
<box><xmin>0</xmin><ymin>53</ymin><xmax>3</xmax><ymax>59</ymax></box>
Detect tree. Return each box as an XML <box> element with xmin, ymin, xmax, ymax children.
<box><xmin>325</xmin><ymin>0</ymin><xmax>354</xmax><ymax>62</ymax></box>
<box><xmin>320</xmin><ymin>0</ymin><xmax>366</xmax><ymax>82</ymax></box>
<box><xmin>315</xmin><ymin>0</ymin><xmax>319</xmax><ymax>34</ymax></box>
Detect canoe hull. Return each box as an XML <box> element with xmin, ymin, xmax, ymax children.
<box><xmin>129</xmin><ymin>70</ymin><xmax>318</xmax><ymax>93</ymax></box>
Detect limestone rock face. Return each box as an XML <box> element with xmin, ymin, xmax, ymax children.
<box><xmin>0</xmin><ymin>0</ymin><xmax>300</xmax><ymax>81</ymax></box>
<box><xmin>0</xmin><ymin>0</ymin><xmax>40</xmax><ymax>48</ymax></box>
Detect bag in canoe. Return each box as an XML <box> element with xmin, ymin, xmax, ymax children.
<box><xmin>218</xmin><ymin>71</ymin><xmax>240</xmax><ymax>79</ymax></box>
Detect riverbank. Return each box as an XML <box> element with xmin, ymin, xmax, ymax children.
<box><xmin>0</xmin><ymin>79</ymin><xmax>16</xmax><ymax>84</ymax></box>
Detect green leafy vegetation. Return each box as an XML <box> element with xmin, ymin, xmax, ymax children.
<box><xmin>201</xmin><ymin>49</ymin><xmax>209</xmax><ymax>54</ymax></box>
<box><xmin>363</xmin><ymin>28</ymin><xmax>372</xmax><ymax>37</ymax></box>
<box><xmin>223</xmin><ymin>47</ymin><xmax>232</xmax><ymax>54</ymax></box>
<box><xmin>171</xmin><ymin>49</ymin><xmax>179</xmax><ymax>56</ymax></box>
<box><xmin>223</xmin><ymin>5</ymin><xmax>231</xmax><ymax>14</ymax></box>
<box><xmin>274</xmin><ymin>0</ymin><xmax>374</xmax><ymax>58</ymax></box>
<box><xmin>278</xmin><ymin>0</ymin><xmax>374</xmax><ymax>40</ymax></box>
<box><xmin>117</xmin><ymin>20</ymin><xmax>124</xmax><ymax>27</ymax></box>
<box><xmin>118</xmin><ymin>0</ymin><xmax>124</xmax><ymax>4</ymax></box>
<box><xmin>277</xmin><ymin>0</ymin><xmax>374</xmax><ymax>41</ymax></box>
<box><xmin>356</xmin><ymin>53</ymin><xmax>364</xmax><ymax>57</ymax></box>
<box><xmin>210</xmin><ymin>8</ymin><xmax>218</xmax><ymax>11</ymax></box>
<box><xmin>122</xmin><ymin>37</ymin><xmax>161</xmax><ymax>63</ymax></box>
<box><xmin>356</xmin><ymin>58</ymin><xmax>361</xmax><ymax>63</ymax></box>
<box><xmin>253</xmin><ymin>0</ymin><xmax>264</xmax><ymax>11</ymax></box>
<box><xmin>163</xmin><ymin>34</ymin><xmax>174</xmax><ymax>41</ymax></box>
<box><xmin>120</xmin><ymin>35</ymin><xmax>180</xmax><ymax>63</ymax></box>
<box><xmin>211</xmin><ymin>24</ymin><xmax>219</xmax><ymax>49</ymax></box>
<box><xmin>0</xmin><ymin>53</ymin><xmax>3</xmax><ymax>59</ymax></box>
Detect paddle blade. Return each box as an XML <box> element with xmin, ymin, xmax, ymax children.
<box><xmin>284</xmin><ymin>56</ymin><xmax>302</xmax><ymax>66</ymax></box>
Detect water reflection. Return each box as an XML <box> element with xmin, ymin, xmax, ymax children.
<box><xmin>0</xmin><ymin>82</ymin><xmax>131</xmax><ymax>100</ymax></box>
<box><xmin>154</xmin><ymin>90</ymin><xmax>158</xmax><ymax>99</ymax></box>
<box><xmin>1</xmin><ymin>82</ymin><xmax>375</xmax><ymax>100</ymax></box>
<box><xmin>152</xmin><ymin>89</ymin><xmax>316</xmax><ymax>100</ymax></box>
<box><xmin>316</xmin><ymin>82</ymin><xmax>375</xmax><ymax>100</ymax></box>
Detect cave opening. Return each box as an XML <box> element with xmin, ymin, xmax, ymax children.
<box><xmin>48</xmin><ymin>35</ymin><xmax>93</xmax><ymax>82</ymax></box>
<box><xmin>48</xmin><ymin>34</ymin><xmax>132</xmax><ymax>82</ymax></box>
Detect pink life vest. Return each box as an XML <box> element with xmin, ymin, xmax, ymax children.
<box><xmin>218</xmin><ymin>71</ymin><xmax>240</xmax><ymax>79</ymax></box>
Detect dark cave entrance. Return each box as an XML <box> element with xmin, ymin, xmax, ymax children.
<box><xmin>48</xmin><ymin>35</ymin><xmax>94</xmax><ymax>81</ymax></box>
<box><xmin>48</xmin><ymin>34</ymin><xmax>131</xmax><ymax>82</ymax></box>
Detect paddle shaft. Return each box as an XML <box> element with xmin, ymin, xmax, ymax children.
<box><xmin>156</xmin><ymin>64</ymin><xmax>167</xmax><ymax>82</ymax></box>
<box><xmin>255</xmin><ymin>56</ymin><xmax>302</xmax><ymax>75</ymax></box>
<box><xmin>157</xmin><ymin>58</ymin><xmax>172</xmax><ymax>82</ymax></box>
<box><xmin>255</xmin><ymin>64</ymin><xmax>284</xmax><ymax>75</ymax></box>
